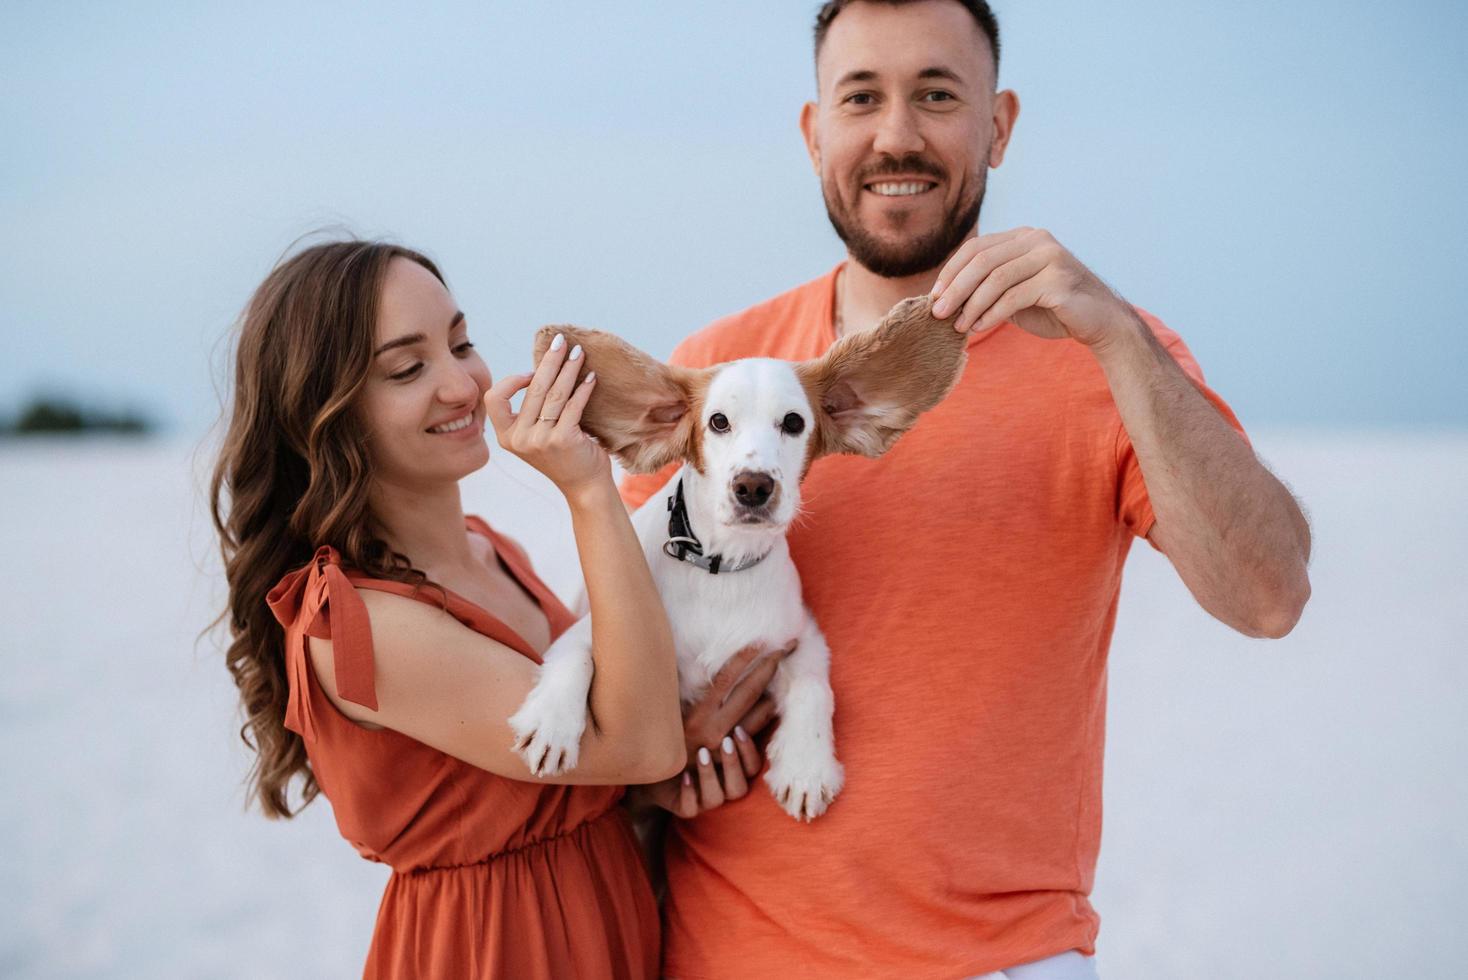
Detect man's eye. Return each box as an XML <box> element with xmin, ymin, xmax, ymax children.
<box><xmin>780</xmin><ymin>412</ymin><xmax>805</xmax><ymax>436</ymax></box>
<box><xmin>922</xmin><ymin>90</ymin><xmax>955</xmax><ymax>102</ymax></box>
<box><xmin>389</xmin><ymin>363</ymin><xmax>423</xmax><ymax>381</ymax></box>
<box><xmin>845</xmin><ymin>92</ymin><xmax>876</xmax><ymax>106</ymax></box>
<box><xmin>709</xmin><ymin>413</ymin><xmax>730</xmax><ymax>433</ymax></box>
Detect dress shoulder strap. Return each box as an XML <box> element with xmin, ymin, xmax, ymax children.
<box><xmin>266</xmin><ymin>546</ymin><xmax>380</xmax><ymax>723</ymax></box>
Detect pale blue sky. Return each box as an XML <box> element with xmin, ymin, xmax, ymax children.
<box><xmin>2</xmin><ymin>0</ymin><xmax>1465</xmax><ymax>433</ymax></box>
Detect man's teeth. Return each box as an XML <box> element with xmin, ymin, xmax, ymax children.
<box><xmin>429</xmin><ymin>414</ymin><xmax>474</xmax><ymax>433</ymax></box>
<box><xmin>869</xmin><ymin>181</ymin><xmax>933</xmax><ymax>196</ymax></box>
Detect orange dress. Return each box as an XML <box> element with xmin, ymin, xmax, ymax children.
<box><xmin>266</xmin><ymin>516</ymin><xmax>659</xmax><ymax>979</ymax></box>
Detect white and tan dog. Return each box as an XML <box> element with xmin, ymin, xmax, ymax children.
<box><xmin>509</xmin><ymin>297</ymin><xmax>967</xmax><ymax>820</ymax></box>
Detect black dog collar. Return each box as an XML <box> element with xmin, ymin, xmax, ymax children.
<box><xmin>663</xmin><ymin>478</ymin><xmax>769</xmax><ymax>575</ymax></box>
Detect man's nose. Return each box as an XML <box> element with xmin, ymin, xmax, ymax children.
<box><xmin>731</xmin><ymin>470</ymin><xmax>776</xmax><ymax>509</ymax></box>
<box><xmin>872</xmin><ymin>103</ymin><xmax>925</xmax><ymax>157</ymax></box>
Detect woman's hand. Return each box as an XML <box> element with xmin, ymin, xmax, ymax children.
<box><xmin>483</xmin><ymin>333</ymin><xmax>610</xmax><ymax>502</ymax></box>
<box><xmin>629</xmin><ymin>640</ymin><xmax>792</xmax><ymax>818</ymax></box>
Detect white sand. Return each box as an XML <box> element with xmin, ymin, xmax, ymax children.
<box><xmin>2</xmin><ymin>431</ymin><xmax>1464</xmax><ymax>978</ymax></box>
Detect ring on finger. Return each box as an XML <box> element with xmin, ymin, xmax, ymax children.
<box><xmin>536</xmin><ymin>415</ymin><xmax>559</xmax><ymax>423</ymax></box>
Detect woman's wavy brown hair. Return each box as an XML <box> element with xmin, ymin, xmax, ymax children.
<box><xmin>211</xmin><ymin>239</ymin><xmax>442</xmax><ymax>818</ymax></box>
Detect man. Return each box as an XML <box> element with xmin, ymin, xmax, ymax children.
<box><xmin>621</xmin><ymin>2</ymin><xmax>1312</xmax><ymax>977</ymax></box>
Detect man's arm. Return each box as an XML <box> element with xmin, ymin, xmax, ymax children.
<box><xmin>931</xmin><ymin>227</ymin><xmax>1312</xmax><ymax>638</ymax></box>
<box><xmin>1096</xmin><ymin>309</ymin><xmax>1311</xmax><ymax>638</ymax></box>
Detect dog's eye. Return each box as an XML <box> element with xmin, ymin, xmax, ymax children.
<box><xmin>709</xmin><ymin>412</ymin><xmax>730</xmax><ymax>433</ymax></box>
<box><xmin>781</xmin><ymin>412</ymin><xmax>805</xmax><ymax>435</ymax></box>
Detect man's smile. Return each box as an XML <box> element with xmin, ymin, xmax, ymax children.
<box><xmin>864</xmin><ymin>179</ymin><xmax>938</xmax><ymax>198</ymax></box>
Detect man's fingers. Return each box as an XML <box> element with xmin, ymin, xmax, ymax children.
<box><xmin>714</xmin><ymin>650</ymin><xmax>780</xmax><ymax>721</ymax></box>
<box><xmin>737</xmin><ymin>694</ymin><xmax>777</xmax><ymax>736</ymax></box>
<box><xmin>694</xmin><ymin>746</ymin><xmax>725</xmax><ymax>809</ymax></box>
<box><xmin>934</xmin><ymin>234</ymin><xmax>1035</xmax><ymax>324</ymax></box>
<box><xmin>931</xmin><ymin>227</ymin><xmax>1031</xmax><ymax>302</ymax></box>
<box><xmin>732</xmin><ymin>724</ymin><xmax>764</xmax><ymax>779</ymax></box>
<box><xmin>484</xmin><ymin>373</ymin><xmax>533</xmax><ymax>437</ymax></box>
<box><xmin>718</xmin><ymin>736</ymin><xmax>749</xmax><ymax>799</ymax></box>
<box><xmin>975</xmin><ymin>277</ymin><xmax>1049</xmax><ymax>334</ymax></box>
<box><xmin>953</xmin><ymin>250</ymin><xmax>1048</xmax><ymax>333</ymax></box>
<box><xmin>708</xmin><ymin>642</ymin><xmax>768</xmax><ymax>698</ymax></box>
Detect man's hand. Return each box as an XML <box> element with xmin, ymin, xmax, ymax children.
<box><xmin>931</xmin><ymin>233</ymin><xmax>1312</xmax><ymax>637</ymax></box>
<box><xmin>628</xmin><ymin>640</ymin><xmax>790</xmax><ymax>819</ymax></box>
<box><xmin>929</xmin><ymin>227</ymin><xmax>1132</xmax><ymax>348</ymax></box>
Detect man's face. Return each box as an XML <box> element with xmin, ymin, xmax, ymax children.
<box><xmin>803</xmin><ymin>0</ymin><xmax>1005</xmax><ymax>278</ymax></box>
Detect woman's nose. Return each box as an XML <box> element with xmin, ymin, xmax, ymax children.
<box><xmin>438</xmin><ymin>362</ymin><xmax>481</xmax><ymax>405</ymax></box>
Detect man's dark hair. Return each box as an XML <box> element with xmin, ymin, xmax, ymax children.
<box><xmin>813</xmin><ymin>0</ymin><xmax>1001</xmax><ymax>75</ymax></box>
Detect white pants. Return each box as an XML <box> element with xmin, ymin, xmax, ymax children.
<box><xmin>969</xmin><ymin>949</ymin><xmax>1100</xmax><ymax>980</ymax></box>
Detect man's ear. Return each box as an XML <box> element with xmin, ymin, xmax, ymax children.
<box><xmin>795</xmin><ymin>297</ymin><xmax>968</xmax><ymax>459</ymax></box>
<box><xmin>532</xmin><ymin>326</ymin><xmax>707</xmax><ymax>474</ymax></box>
<box><xmin>989</xmin><ymin>89</ymin><xmax>1021</xmax><ymax>168</ymax></box>
<box><xmin>799</xmin><ymin>101</ymin><xmax>821</xmax><ymax>175</ymax></box>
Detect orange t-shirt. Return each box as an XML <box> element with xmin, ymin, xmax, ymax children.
<box><xmin>620</xmin><ymin>265</ymin><xmax>1246</xmax><ymax>979</ymax></box>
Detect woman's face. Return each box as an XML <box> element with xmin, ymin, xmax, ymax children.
<box><xmin>356</xmin><ymin>257</ymin><xmax>492</xmax><ymax>488</ymax></box>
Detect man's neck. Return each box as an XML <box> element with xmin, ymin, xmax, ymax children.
<box><xmin>835</xmin><ymin>233</ymin><xmax>977</xmax><ymax>337</ymax></box>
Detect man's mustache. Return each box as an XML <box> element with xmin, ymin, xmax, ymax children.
<box><xmin>854</xmin><ymin>154</ymin><xmax>946</xmax><ymax>183</ymax></box>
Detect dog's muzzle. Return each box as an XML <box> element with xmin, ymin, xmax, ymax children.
<box><xmin>731</xmin><ymin>469</ymin><xmax>778</xmax><ymax>512</ymax></box>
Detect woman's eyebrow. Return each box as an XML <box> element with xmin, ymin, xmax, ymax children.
<box><xmin>373</xmin><ymin>333</ymin><xmax>425</xmax><ymax>357</ymax></box>
<box><xmin>372</xmin><ymin>313</ymin><xmax>465</xmax><ymax>357</ymax></box>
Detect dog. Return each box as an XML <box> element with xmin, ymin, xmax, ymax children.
<box><xmin>508</xmin><ymin>296</ymin><xmax>968</xmax><ymax>820</ymax></box>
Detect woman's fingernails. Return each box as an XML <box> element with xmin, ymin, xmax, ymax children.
<box><xmin>734</xmin><ymin>725</ymin><xmax>749</xmax><ymax>743</ymax></box>
<box><xmin>722</xmin><ymin>736</ymin><xmax>735</xmax><ymax>755</ymax></box>
<box><xmin>682</xmin><ymin>771</ymin><xmax>692</xmax><ymax>786</ymax></box>
<box><xmin>584</xmin><ymin>371</ymin><xmax>596</xmax><ymax>383</ymax></box>
<box><xmin>550</xmin><ymin>333</ymin><xmax>565</xmax><ymax>351</ymax></box>
<box><xmin>930</xmin><ymin>280</ymin><xmax>945</xmax><ymax>298</ymax></box>
<box><xmin>569</xmin><ymin>343</ymin><xmax>582</xmax><ymax>361</ymax></box>
<box><xmin>932</xmin><ymin>297</ymin><xmax>949</xmax><ymax>317</ymax></box>
<box><xmin>698</xmin><ymin>746</ymin><xmax>712</xmax><ymax>766</ymax></box>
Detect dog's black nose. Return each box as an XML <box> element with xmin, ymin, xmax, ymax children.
<box><xmin>732</xmin><ymin>470</ymin><xmax>775</xmax><ymax>508</ymax></box>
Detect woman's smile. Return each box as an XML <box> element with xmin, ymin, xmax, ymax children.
<box><xmin>426</xmin><ymin>409</ymin><xmax>482</xmax><ymax>437</ymax></box>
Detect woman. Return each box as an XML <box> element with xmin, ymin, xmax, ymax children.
<box><xmin>211</xmin><ymin>240</ymin><xmax>776</xmax><ymax>978</ymax></box>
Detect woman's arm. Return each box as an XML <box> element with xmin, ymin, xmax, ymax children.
<box><xmin>556</xmin><ymin>475</ymin><xmax>684</xmax><ymax>779</ymax></box>
<box><xmin>310</xmin><ymin>337</ymin><xmax>683</xmax><ymax>784</ymax></box>
<box><xmin>309</xmin><ymin>586</ymin><xmax>680</xmax><ymax>784</ymax></box>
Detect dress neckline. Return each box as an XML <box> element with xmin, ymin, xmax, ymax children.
<box><xmin>344</xmin><ymin>516</ymin><xmax>567</xmax><ymax>665</ymax></box>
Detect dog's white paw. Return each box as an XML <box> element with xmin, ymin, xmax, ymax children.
<box><xmin>765</xmin><ymin>741</ymin><xmax>844</xmax><ymax>821</ymax></box>
<box><xmin>508</xmin><ymin>684</ymin><xmax>587</xmax><ymax>778</ymax></box>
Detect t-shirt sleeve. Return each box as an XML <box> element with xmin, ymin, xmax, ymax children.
<box><xmin>1117</xmin><ymin>308</ymin><xmax>1250</xmax><ymax>545</ymax></box>
<box><xmin>617</xmin><ymin>332</ymin><xmax>713</xmax><ymax>511</ymax></box>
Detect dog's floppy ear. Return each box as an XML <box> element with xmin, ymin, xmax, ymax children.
<box><xmin>533</xmin><ymin>325</ymin><xmax>708</xmax><ymax>474</ymax></box>
<box><xmin>796</xmin><ymin>296</ymin><xmax>968</xmax><ymax>459</ymax></box>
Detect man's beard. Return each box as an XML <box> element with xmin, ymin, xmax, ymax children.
<box><xmin>822</xmin><ymin>153</ymin><xmax>986</xmax><ymax>279</ymax></box>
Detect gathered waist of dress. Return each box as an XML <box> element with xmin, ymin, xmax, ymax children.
<box><xmin>393</xmin><ymin>803</ymin><xmax>627</xmax><ymax>876</ymax></box>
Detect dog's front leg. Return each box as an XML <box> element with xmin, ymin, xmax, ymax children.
<box><xmin>765</xmin><ymin>614</ymin><xmax>844</xmax><ymax>820</ymax></box>
<box><xmin>507</xmin><ymin>616</ymin><xmax>594</xmax><ymax>777</ymax></box>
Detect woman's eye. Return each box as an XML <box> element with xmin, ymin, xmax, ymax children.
<box><xmin>709</xmin><ymin>413</ymin><xmax>730</xmax><ymax>433</ymax></box>
<box><xmin>389</xmin><ymin>363</ymin><xmax>423</xmax><ymax>381</ymax></box>
<box><xmin>453</xmin><ymin>341</ymin><xmax>475</xmax><ymax>355</ymax></box>
<box><xmin>781</xmin><ymin>412</ymin><xmax>805</xmax><ymax>435</ymax></box>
